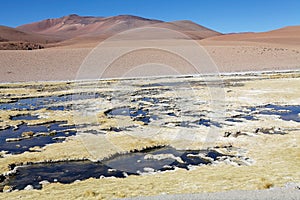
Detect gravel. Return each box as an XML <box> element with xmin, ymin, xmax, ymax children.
<box><xmin>120</xmin><ymin>184</ymin><xmax>300</xmax><ymax>200</ymax></box>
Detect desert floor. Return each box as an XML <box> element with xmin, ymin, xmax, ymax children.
<box><xmin>0</xmin><ymin>39</ymin><xmax>300</xmax><ymax>82</ymax></box>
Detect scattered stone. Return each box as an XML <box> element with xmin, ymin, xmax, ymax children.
<box><xmin>29</xmin><ymin>146</ymin><xmax>43</xmax><ymax>152</ymax></box>
<box><xmin>24</xmin><ymin>185</ymin><xmax>34</xmax><ymax>190</ymax></box>
<box><xmin>35</xmin><ymin>132</ymin><xmax>48</xmax><ymax>137</ymax></box>
<box><xmin>39</xmin><ymin>180</ymin><xmax>50</xmax><ymax>187</ymax></box>
<box><xmin>6</xmin><ymin>138</ymin><xmax>22</xmax><ymax>142</ymax></box>
<box><xmin>21</xmin><ymin>131</ymin><xmax>34</xmax><ymax>138</ymax></box>
<box><xmin>3</xmin><ymin>185</ymin><xmax>11</xmax><ymax>193</ymax></box>
<box><xmin>122</xmin><ymin>172</ymin><xmax>128</xmax><ymax>177</ymax></box>
<box><xmin>52</xmin><ymin>136</ymin><xmax>66</xmax><ymax>140</ymax></box>
<box><xmin>8</xmin><ymin>163</ymin><xmax>16</xmax><ymax>170</ymax></box>
<box><xmin>224</xmin><ymin>131</ymin><xmax>249</xmax><ymax>137</ymax></box>
<box><xmin>255</xmin><ymin>127</ymin><xmax>286</xmax><ymax>135</ymax></box>
<box><xmin>0</xmin><ymin>151</ymin><xmax>8</xmax><ymax>158</ymax></box>
<box><xmin>144</xmin><ymin>153</ymin><xmax>184</xmax><ymax>163</ymax></box>
<box><xmin>224</xmin><ymin>131</ymin><xmax>232</xmax><ymax>137</ymax></box>
<box><xmin>162</xmin><ymin>165</ymin><xmax>174</xmax><ymax>170</ymax></box>
<box><xmin>0</xmin><ymin>174</ymin><xmax>6</xmax><ymax>182</ymax></box>
<box><xmin>49</xmin><ymin>130</ymin><xmax>57</xmax><ymax>136</ymax></box>
<box><xmin>232</xmin><ymin>131</ymin><xmax>249</xmax><ymax>137</ymax></box>
<box><xmin>143</xmin><ymin>167</ymin><xmax>155</xmax><ymax>173</ymax></box>
<box><xmin>12</xmin><ymin>126</ymin><xmax>20</xmax><ymax>131</ymax></box>
<box><xmin>108</xmin><ymin>168</ymin><xmax>117</xmax><ymax>172</ymax></box>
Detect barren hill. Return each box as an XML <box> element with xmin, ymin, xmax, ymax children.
<box><xmin>204</xmin><ymin>25</ymin><xmax>300</xmax><ymax>45</ymax></box>
<box><xmin>16</xmin><ymin>14</ymin><xmax>221</xmax><ymax>43</ymax></box>
<box><xmin>17</xmin><ymin>14</ymin><xmax>164</xmax><ymax>39</ymax></box>
<box><xmin>0</xmin><ymin>25</ymin><xmax>61</xmax><ymax>50</ymax></box>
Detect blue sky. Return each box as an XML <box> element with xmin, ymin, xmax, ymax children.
<box><xmin>1</xmin><ymin>0</ymin><xmax>299</xmax><ymax>33</ymax></box>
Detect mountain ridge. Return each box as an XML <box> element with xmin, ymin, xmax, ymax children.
<box><xmin>1</xmin><ymin>14</ymin><xmax>299</xmax><ymax>50</ymax></box>
<box><xmin>16</xmin><ymin>14</ymin><xmax>220</xmax><ymax>41</ymax></box>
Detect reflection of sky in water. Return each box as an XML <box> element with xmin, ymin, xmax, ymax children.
<box><xmin>230</xmin><ymin>104</ymin><xmax>300</xmax><ymax>123</ymax></box>
<box><xmin>0</xmin><ymin>122</ymin><xmax>76</xmax><ymax>154</ymax></box>
<box><xmin>0</xmin><ymin>93</ymin><xmax>103</xmax><ymax>110</ymax></box>
<box><xmin>258</xmin><ymin>104</ymin><xmax>300</xmax><ymax>122</ymax></box>
<box><xmin>10</xmin><ymin>114</ymin><xmax>39</xmax><ymax>120</ymax></box>
<box><xmin>7</xmin><ymin>146</ymin><xmax>226</xmax><ymax>190</ymax></box>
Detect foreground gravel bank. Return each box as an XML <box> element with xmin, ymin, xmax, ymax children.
<box><xmin>122</xmin><ymin>185</ymin><xmax>300</xmax><ymax>200</ymax></box>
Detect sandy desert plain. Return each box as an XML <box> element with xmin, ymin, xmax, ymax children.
<box><xmin>0</xmin><ymin>15</ymin><xmax>300</xmax><ymax>200</ymax></box>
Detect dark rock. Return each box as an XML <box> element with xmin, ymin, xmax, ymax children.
<box><xmin>0</xmin><ymin>174</ymin><xmax>5</xmax><ymax>182</ymax></box>
<box><xmin>8</xmin><ymin>163</ymin><xmax>16</xmax><ymax>171</ymax></box>
<box><xmin>224</xmin><ymin>131</ymin><xmax>232</xmax><ymax>137</ymax></box>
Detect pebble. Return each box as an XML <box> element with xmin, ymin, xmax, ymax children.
<box><xmin>24</xmin><ymin>185</ymin><xmax>34</xmax><ymax>190</ymax></box>
<box><xmin>143</xmin><ymin>167</ymin><xmax>155</xmax><ymax>173</ymax></box>
<box><xmin>3</xmin><ymin>185</ymin><xmax>11</xmax><ymax>193</ymax></box>
<box><xmin>6</xmin><ymin>138</ymin><xmax>22</xmax><ymax>142</ymax></box>
<box><xmin>21</xmin><ymin>131</ymin><xmax>34</xmax><ymax>137</ymax></box>
<box><xmin>39</xmin><ymin>180</ymin><xmax>50</xmax><ymax>186</ymax></box>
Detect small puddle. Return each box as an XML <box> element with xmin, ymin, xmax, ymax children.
<box><xmin>1</xmin><ymin>146</ymin><xmax>228</xmax><ymax>191</ymax></box>
<box><xmin>0</xmin><ymin>93</ymin><xmax>104</xmax><ymax>111</ymax></box>
<box><xmin>47</xmin><ymin>105</ymin><xmax>72</xmax><ymax>111</ymax></box>
<box><xmin>225</xmin><ymin>118</ymin><xmax>244</xmax><ymax>123</ymax></box>
<box><xmin>0</xmin><ymin>122</ymin><xmax>76</xmax><ymax>154</ymax></box>
<box><xmin>105</xmin><ymin>107</ymin><xmax>153</xmax><ymax>124</ymax></box>
<box><xmin>258</xmin><ymin>104</ymin><xmax>300</xmax><ymax>122</ymax></box>
<box><xmin>10</xmin><ymin>114</ymin><xmax>39</xmax><ymax>121</ymax></box>
<box><xmin>140</xmin><ymin>97</ymin><xmax>159</xmax><ymax>103</ymax></box>
<box><xmin>0</xmin><ymin>95</ymin><xmax>73</xmax><ymax>110</ymax></box>
<box><xmin>132</xmin><ymin>97</ymin><xmax>160</xmax><ymax>104</ymax></box>
<box><xmin>198</xmin><ymin>118</ymin><xmax>222</xmax><ymax>128</ymax></box>
<box><xmin>233</xmin><ymin>104</ymin><xmax>300</xmax><ymax>123</ymax></box>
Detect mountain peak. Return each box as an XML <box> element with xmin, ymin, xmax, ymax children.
<box><xmin>15</xmin><ymin>14</ymin><xmax>221</xmax><ymax>42</ymax></box>
<box><xmin>67</xmin><ymin>14</ymin><xmax>79</xmax><ymax>17</ymax></box>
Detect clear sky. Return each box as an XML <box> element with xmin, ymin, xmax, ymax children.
<box><xmin>1</xmin><ymin>0</ymin><xmax>299</xmax><ymax>33</ymax></box>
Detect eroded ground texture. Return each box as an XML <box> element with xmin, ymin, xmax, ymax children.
<box><xmin>0</xmin><ymin>71</ymin><xmax>300</xmax><ymax>199</ymax></box>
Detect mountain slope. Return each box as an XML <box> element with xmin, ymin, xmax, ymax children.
<box><xmin>0</xmin><ymin>25</ymin><xmax>62</xmax><ymax>50</ymax></box>
<box><xmin>0</xmin><ymin>25</ymin><xmax>59</xmax><ymax>43</ymax></box>
<box><xmin>204</xmin><ymin>25</ymin><xmax>300</xmax><ymax>45</ymax></box>
<box><xmin>17</xmin><ymin>14</ymin><xmax>221</xmax><ymax>41</ymax></box>
<box><xmin>149</xmin><ymin>20</ymin><xmax>221</xmax><ymax>39</ymax></box>
<box><xmin>17</xmin><ymin>14</ymin><xmax>164</xmax><ymax>39</ymax></box>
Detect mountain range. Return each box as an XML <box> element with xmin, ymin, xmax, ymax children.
<box><xmin>0</xmin><ymin>14</ymin><xmax>223</xmax><ymax>49</ymax></box>
<box><xmin>1</xmin><ymin>14</ymin><xmax>300</xmax><ymax>50</ymax></box>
